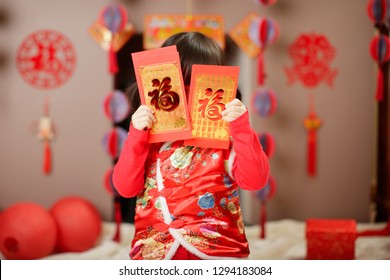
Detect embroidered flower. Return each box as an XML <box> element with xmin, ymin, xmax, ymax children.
<box><xmin>220</xmin><ymin>198</ymin><xmax>227</xmax><ymax>209</ymax></box>
<box><xmin>170</xmin><ymin>147</ymin><xmax>194</xmax><ymax>169</ymax></box>
<box><xmin>198</xmin><ymin>192</ymin><xmax>215</xmax><ymax>209</ymax></box>
<box><xmin>227</xmin><ymin>201</ymin><xmax>238</xmax><ymax>214</ymax></box>
<box><xmin>141</xmin><ymin>239</ymin><xmax>166</xmax><ymax>260</ymax></box>
<box><xmin>223</xmin><ymin>174</ymin><xmax>233</xmax><ymax>188</ymax></box>
<box><xmin>200</xmin><ymin>225</ymin><xmax>221</xmax><ymax>239</ymax></box>
<box><xmin>197</xmin><ymin>211</ymin><xmax>205</xmax><ymax>217</ymax></box>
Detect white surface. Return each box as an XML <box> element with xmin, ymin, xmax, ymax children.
<box><xmin>1</xmin><ymin>219</ymin><xmax>389</xmax><ymax>260</ymax></box>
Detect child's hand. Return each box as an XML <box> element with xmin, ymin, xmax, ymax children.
<box><xmin>221</xmin><ymin>99</ymin><xmax>247</xmax><ymax>122</ymax></box>
<box><xmin>131</xmin><ymin>105</ymin><xmax>156</xmax><ymax>131</ymax></box>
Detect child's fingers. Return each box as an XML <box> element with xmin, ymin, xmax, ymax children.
<box><xmin>131</xmin><ymin>106</ymin><xmax>156</xmax><ymax>130</ymax></box>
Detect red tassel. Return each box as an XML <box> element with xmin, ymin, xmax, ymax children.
<box><xmin>112</xmin><ymin>200</ymin><xmax>121</xmax><ymax>242</ymax></box>
<box><xmin>108</xmin><ymin>43</ymin><xmax>118</xmax><ymax>74</ymax></box>
<box><xmin>258</xmin><ymin>54</ymin><xmax>264</xmax><ymax>85</ymax></box>
<box><xmin>376</xmin><ymin>68</ymin><xmax>384</xmax><ymax>101</ymax></box>
<box><xmin>307</xmin><ymin>130</ymin><xmax>317</xmax><ymax>176</ymax></box>
<box><xmin>260</xmin><ymin>203</ymin><xmax>267</xmax><ymax>239</ymax></box>
<box><xmin>43</xmin><ymin>140</ymin><xmax>51</xmax><ymax>175</ymax></box>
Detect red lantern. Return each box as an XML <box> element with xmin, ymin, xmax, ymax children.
<box><xmin>0</xmin><ymin>203</ymin><xmax>57</xmax><ymax>259</ymax></box>
<box><xmin>50</xmin><ymin>197</ymin><xmax>101</xmax><ymax>253</ymax></box>
<box><xmin>367</xmin><ymin>0</ymin><xmax>388</xmax><ymax>25</ymax></box>
<box><xmin>370</xmin><ymin>34</ymin><xmax>390</xmax><ymax>101</ymax></box>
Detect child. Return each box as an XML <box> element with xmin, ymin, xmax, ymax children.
<box><xmin>113</xmin><ymin>32</ymin><xmax>270</xmax><ymax>260</ymax></box>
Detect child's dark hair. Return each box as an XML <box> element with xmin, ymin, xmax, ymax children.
<box><xmin>126</xmin><ymin>32</ymin><xmax>225</xmax><ymax>113</ymax></box>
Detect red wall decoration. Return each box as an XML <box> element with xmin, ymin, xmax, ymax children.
<box><xmin>16</xmin><ymin>30</ymin><xmax>76</xmax><ymax>90</ymax></box>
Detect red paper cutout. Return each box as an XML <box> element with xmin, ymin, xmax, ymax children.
<box><xmin>16</xmin><ymin>30</ymin><xmax>76</xmax><ymax>90</ymax></box>
<box><xmin>285</xmin><ymin>33</ymin><xmax>337</xmax><ymax>88</ymax></box>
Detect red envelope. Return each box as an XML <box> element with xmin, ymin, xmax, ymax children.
<box><xmin>132</xmin><ymin>46</ymin><xmax>192</xmax><ymax>143</ymax></box>
<box><xmin>185</xmin><ymin>65</ymin><xmax>239</xmax><ymax>149</ymax></box>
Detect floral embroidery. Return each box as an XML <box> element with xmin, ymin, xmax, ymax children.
<box><xmin>170</xmin><ymin>147</ymin><xmax>194</xmax><ymax>169</ymax></box>
<box><xmin>200</xmin><ymin>224</ymin><xmax>221</xmax><ymax>238</ymax></box>
<box><xmin>223</xmin><ymin>174</ymin><xmax>233</xmax><ymax>188</ymax></box>
<box><xmin>141</xmin><ymin>238</ymin><xmax>166</xmax><ymax>260</ymax></box>
<box><xmin>198</xmin><ymin>192</ymin><xmax>215</xmax><ymax>209</ymax></box>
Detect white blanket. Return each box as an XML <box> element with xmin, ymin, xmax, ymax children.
<box><xmin>2</xmin><ymin>219</ymin><xmax>389</xmax><ymax>260</ymax></box>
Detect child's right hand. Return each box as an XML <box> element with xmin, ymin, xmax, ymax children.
<box><xmin>131</xmin><ymin>105</ymin><xmax>156</xmax><ymax>131</ymax></box>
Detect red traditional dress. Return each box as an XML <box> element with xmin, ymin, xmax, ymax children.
<box><xmin>113</xmin><ymin>111</ymin><xmax>269</xmax><ymax>259</ymax></box>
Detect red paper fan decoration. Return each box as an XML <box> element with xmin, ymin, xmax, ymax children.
<box><xmin>252</xmin><ymin>88</ymin><xmax>277</xmax><ymax>117</ymax></box>
<box><xmin>257</xmin><ymin>132</ymin><xmax>276</xmax><ymax>159</ymax></box>
<box><xmin>367</xmin><ymin>0</ymin><xmax>388</xmax><ymax>25</ymax></box>
<box><xmin>370</xmin><ymin>34</ymin><xmax>390</xmax><ymax>101</ymax></box>
<box><xmin>102</xmin><ymin>127</ymin><xmax>128</xmax><ymax>159</ymax></box>
<box><xmin>102</xmin><ymin>90</ymin><xmax>130</xmax><ymax>123</ymax></box>
<box><xmin>98</xmin><ymin>4</ymin><xmax>128</xmax><ymax>74</ymax></box>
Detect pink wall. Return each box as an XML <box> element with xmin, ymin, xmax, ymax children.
<box><xmin>0</xmin><ymin>0</ymin><xmax>375</xmax><ymax>222</ymax></box>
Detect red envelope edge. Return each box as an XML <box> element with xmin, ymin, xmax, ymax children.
<box><xmin>184</xmin><ymin>65</ymin><xmax>239</xmax><ymax>149</ymax></box>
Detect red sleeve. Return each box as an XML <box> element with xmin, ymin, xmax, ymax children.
<box><xmin>229</xmin><ymin>111</ymin><xmax>270</xmax><ymax>191</ymax></box>
<box><xmin>112</xmin><ymin>124</ymin><xmax>149</xmax><ymax>198</ymax></box>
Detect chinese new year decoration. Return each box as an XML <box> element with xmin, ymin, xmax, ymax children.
<box><xmin>285</xmin><ymin>33</ymin><xmax>337</xmax><ymax>176</ymax></box>
<box><xmin>369</xmin><ymin>34</ymin><xmax>390</xmax><ymax>101</ymax></box>
<box><xmin>304</xmin><ymin>94</ymin><xmax>322</xmax><ymax>177</ymax></box>
<box><xmin>16</xmin><ymin>30</ymin><xmax>76</xmax><ymax>90</ymax></box>
<box><xmin>31</xmin><ymin>96</ymin><xmax>56</xmax><ymax>175</ymax></box>
<box><xmin>366</xmin><ymin>0</ymin><xmax>388</xmax><ymax>27</ymax></box>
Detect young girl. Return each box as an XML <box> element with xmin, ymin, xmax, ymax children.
<box><xmin>113</xmin><ymin>32</ymin><xmax>270</xmax><ymax>260</ymax></box>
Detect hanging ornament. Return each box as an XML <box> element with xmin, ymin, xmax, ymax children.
<box><xmin>249</xmin><ymin>17</ymin><xmax>279</xmax><ymax>85</ymax></box>
<box><xmin>254</xmin><ymin>175</ymin><xmax>277</xmax><ymax>239</ymax></box>
<box><xmin>31</xmin><ymin>96</ymin><xmax>56</xmax><ymax>175</ymax></box>
<box><xmin>102</xmin><ymin>90</ymin><xmax>130</xmax><ymax>123</ymax></box>
<box><xmin>370</xmin><ymin>34</ymin><xmax>390</xmax><ymax>101</ymax></box>
<box><xmin>285</xmin><ymin>33</ymin><xmax>338</xmax><ymax>89</ymax></box>
<box><xmin>252</xmin><ymin>88</ymin><xmax>278</xmax><ymax>117</ymax></box>
<box><xmin>257</xmin><ymin>132</ymin><xmax>276</xmax><ymax>159</ymax></box>
<box><xmin>303</xmin><ymin>94</ymin><xmax>322</xmax><ymax>177</ymax></box>
<box><xmin>255</xmin><ymin>0</ymin><xmax>277</xmax><ymax>6</ymax></box>
<box><xmin>367</xmin><ymin>0</ymin><xmax>388</xmax><ymax>26</ymax></box>
<box><xmin>98</xmin><ymin>4</ymin><xmax>128</xmax><ymax>74</ymax></box>
<box><xmin>102</xmin><ymin>127</ymin><xmax>128</xmax><ymax>159</ymax></box>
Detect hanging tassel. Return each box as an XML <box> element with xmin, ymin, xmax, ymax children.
<box><xmin>43</xmin><ymin>140</ymin><xmax>51</xmax><ymax>175</ymax></box>
<box><xmin>259</xmin><ymin>202</ymin><xmax>267</xmax><ymax>239</ymax></box>
<box><xmin>307</xmin><ymin>130</ymin><xmax>317</xmax><ymax>176</ymax></box>
<box><xmin>108</xmin><ymin>42</ymin><xmax>118</xmax><ymax>74</ymax></box>
<box><xmin>376</xmin><ymin>67</ymin><xmax>384</xmax><ymax>101</ymax></box>
<box><xmin>112</xmin><ymin>198</ymin><xmax>122</xmax><ymax>242</ymax></box>
<box><xmin>258</xmin><ymin>54</ymin><xmax>265</xmax><ymax>85</ymax></box>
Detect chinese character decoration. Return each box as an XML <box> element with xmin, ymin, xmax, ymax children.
<box><xmin>148</xmin><ymin>77</ymin><xmax>180</xmax><ymax>112</ymax></box>
<box><xmin>30</xmin><ymin>97</ymin><xmax>56</xmax><ymax>175</ymax></box>
<box><xmin>185</xmin><ymin>65</ymin><xmax>239</xmax><ymax>149</ymax></box>
<box><xmin>285</xmin><ymin>33</ymin><xmax>337</xmax><ymax>176</ymax></box>
<box><xmin>253</xmin><ymin>176</ymin><xmax>277</xmax><ymax>239</ymax></box>
<box><xmin>16</xmin><ymin>30</ymin><xmax>76</xmax><ymax>90</ymax></box>
<box><xmin>304</xmin><ymin>94</ymin><xmax>322</xmax><ymax>177</ymax></box>
<box><xmin>370</xmin><ymin>35</ymin><xmax>390</xmax><ymax>101</ymax></box>
<box><xmin>132</xmin><ymin>46</ymin><xmax>192</xmax><ymax>143</ymax></box>
<box><xmin>198</xmin><ymin>88</ymin><xmax>225</xmax><ymax>121</ymax></box>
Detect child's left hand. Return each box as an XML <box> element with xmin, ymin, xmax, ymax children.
<box><xmin>221</xmin><ymin>99</ymin><xmax>247</xmax><ymax>122</ymax></box>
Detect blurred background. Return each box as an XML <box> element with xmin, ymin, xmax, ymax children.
<box><xmin>0</xmin><ymin>0</ymin><xmax>388</xmax><ymax>226</ymax></box>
